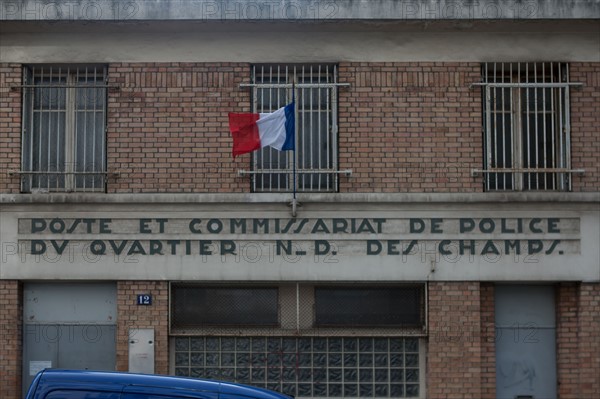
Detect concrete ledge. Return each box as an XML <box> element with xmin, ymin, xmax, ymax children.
<box><xmin>1</xmin><ymin>0</ymin><xmax>598</xmax><ymax>21</ymax></box>
<box><xmin>2</xmin><ymin>192</ymin><xmax>599</xmax><ymax>205</ymax></box>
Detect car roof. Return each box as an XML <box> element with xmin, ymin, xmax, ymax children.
<box><xmin>34</xmin><ymin>369</ymin><xmax>292</xmax><ymax>399</ymax></box>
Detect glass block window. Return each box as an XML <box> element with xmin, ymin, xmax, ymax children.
<box><xmin>315</xmin><ymin>286</ymin><xmax>424</xmax><ymax>328</ymax></box>
<box><xmin>173</xmin><ymin>336</ymin><xmax>421</xmax><ymax>398</ymax></box>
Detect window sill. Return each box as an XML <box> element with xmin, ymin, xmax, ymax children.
<box><xmin>1</xmin><ymin>192</ymin><xmax>599</xmax><ymax>205</ymax></box>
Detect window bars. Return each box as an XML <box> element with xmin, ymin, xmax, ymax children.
<box><xmin>474</xmin><ymin>62</ymin><xmax>584</xmax><ymax>191</ymax></box>
<box><xmin>20</xmin><ymin>65</ymin><xmax>108</xmax><ymax>193</ymax></box>
<box><xmin>239</xmin><ymin>64</ymin><xmax>350</xmax><ymax>193</ymax></box>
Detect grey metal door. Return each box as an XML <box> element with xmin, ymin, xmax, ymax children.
<box><xmin>22</xmin><ymin>283</ymin><xmax>117</xmax><ymax>394</ymax></box>
<box><xmin>495</xmin><ymin>285</ymin><xmax>556</xmax><ymax>399</ymax></box>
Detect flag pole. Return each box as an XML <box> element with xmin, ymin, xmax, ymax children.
<box><xmin>291</xmin><ymin>82</ymin><xmax>298</xmax><ymax>217</ymax></box>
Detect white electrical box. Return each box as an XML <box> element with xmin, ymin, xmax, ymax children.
<box><xmin>128</xmin><ymin>328</ymin><xmax>155</xmax><ymax>374</ymax></box>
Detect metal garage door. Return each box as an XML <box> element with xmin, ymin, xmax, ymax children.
<box><xmin>22</xmin><ymin>283</ymin><xmax>117</xmax><ymax>394</ymax></box>
<box><xmin>495</xmin><ymin>285</ymin><xmax>556</xmax><ymax>399</ymax></box>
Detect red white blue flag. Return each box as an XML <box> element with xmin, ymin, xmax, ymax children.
<box><xmin>228</xmin><ymin>102</ymin><xmax>295</xmax><ymax>158</ymax></box>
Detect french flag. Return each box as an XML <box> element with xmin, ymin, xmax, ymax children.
<box><xmin>228</xmin><ymin>102</ymin><xmax>295</xmax><ymax>158</ymax></box>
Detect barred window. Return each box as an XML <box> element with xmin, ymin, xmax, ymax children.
<box><xmin>21</xmin><ymin>65</ymin><xmax>107</xmax><ymax>192</ymax></box>
<box><xmin>252</xmin><ymin>64</ymin><xmax>338</xmax><ymax>192</ymax></box>
<box><xmin>482</xmin><ymin>62</ymin><xmax>571</xmax><ymax>191</ymax></box>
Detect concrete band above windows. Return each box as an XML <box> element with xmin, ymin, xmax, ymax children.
<box><xmin>0</xmin><ymin>20</ymin><xmax>599</xmax><ymax>63</ymax></box>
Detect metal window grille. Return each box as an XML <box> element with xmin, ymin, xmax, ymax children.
<box><xmin>21</xmin><ymin>65</ymin><xmax>107</xmax><ymax>192</ymax></box>
<box><xmin>315</xmin><ymin>286</ymin><xmax>425</xmax><ymax>328</ymax></box>
<box><xmin>170</xmin><ymin>283</ymin><xmax>426</xmax><ymax>336</ymax></box>
<box><xmin>171</xmin><ymin>286</ymin><xmax>279</xmax><ymax>328</ymax></box>
<box><xmin>481</xmin><ymin>62</ymin><xmax>571</xmax><ymax>191</ymax></box>
<box><xmin>173</xmin><ymin>336</ymin><xmax>421</xmax><ymax>398</ymax></box>
<box><xmin>252</xmin><ymin>64</ymin><xmax>338</xmax><ymax>192</ymax></box>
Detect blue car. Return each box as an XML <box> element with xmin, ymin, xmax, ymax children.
<box><xmin>25</xmin><ymin>369</ymin><xmax>294</xmax><ymax>399</ymax></box>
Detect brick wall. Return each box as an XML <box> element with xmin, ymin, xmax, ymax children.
<box><xmin>106</xmin><ymin>63</ymin><xmax>250</xmax><ymax>193</ymax></box>
<box><xmin>2</xmin><ymin>61</ymin><xmax>599</xmax><ymax>194</ymax></box>
<box><xmin>338</xmin><ymin>62</ymin><xmax>483</xmax><ymax>193</ymax></box>
<box><xmin>578</xmin><ymin>283</ymin><xmax>600</xmax><ymax>397</ymax></box>
<box><xmin>480</xmin><ymin>283</ymin><xmax>496</xmax><ymax>399</ymax></box>
<box><xmin>116</xmin><ymin>281</ymin><xmax>169</xmax><ymax>374</ymax></box>
<box><xmin>108</xmin><ymin>62</ymin><xmax>485</xmax><ymax>194</ymax></box>
<box><xmin>0</xmin><ymin>64</ymin><xmax>22</xmax><ymax>193</ymax></box>
<box><xmin>427</xmin><ymin>282</ymin><xmax>485</xmax><ymax>398</ymax></box>
<box><xmin>556</xmin><ymin>283</ymin><xmax>600</xmax><ymax>398</ymax></box>
<box><xmin>570</xmin><ymin>63</ymin><xmax>600</xmax><ymax>191</ymax></box>
<box><xmin>0</xmin><ymin>281</ymin><xmax>22</xmax><ymax>399</ymax></box>
<box><xmin>557</xmin><ymin>283</ymin><xmax>579</xmax><ymax>398</ymax></box>
<box><xmin>428</xmin><ymin>282</ymin><xmax>600</xmax><ymax>399</ymax></box>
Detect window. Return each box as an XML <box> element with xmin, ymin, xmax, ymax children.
<box><xmin>173</xmin><ymin>336</ymin><xmax>422</xmax><ymax>398</ymax></box>
<box><xmin>315</xmin><ymin>286</ymin><xmax>424</xmax><ymax>327</ymax></box>
<box><xmin>171</xmin><ymin>286</ymin><xmax>279</xmax><ymax>327</ymax></box>
<box><xmin>251</xmin><ymin>64</ymin><xmax>338</xmax><ymax>192</ymax></box>
<box><xmin>481</xmin><ymin>62</ymin><xmax>571</xmax><ymax>191</ymax></box>
<box><xmin>21</xmin><ymin>65</ymin><xmax>107</xmax><ymax>192</ymax></box>
<box><xmin>170</xmin><ymin>284</ymin><xmax>425</xmax><ymax>334</ymax></box>
<box><xmin>170</xmin><ymin>284</ymin><xmax>425</xmax><ymax>398</ymax></box>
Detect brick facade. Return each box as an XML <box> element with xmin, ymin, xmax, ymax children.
<box><xmin>105</xmin><ymin>62</ymin><xmax>485</xmax><ymax>194</ymax></box>
<box><xmin>0</xmin><ymin>64</ymin><xmax>22</xmax><ymax>193</ymax></box>
<box><xmin>427</xmin><ymin>282</ymin><xmax>487</xmax><ymax>398</ymax></box>
<box><xmin>116</xmin><ymin>281</ymin><xmax>169</xmax><ymax>374</ymax></box>
<box><xmin>427</xmin><ymin>282</ymin><xmax>600</xmax><ymax>398</ymax></box>
<box><xmin>2</xmin><ymin>61</ymin><xmax>598</xmax><ymax>194</ymax></box>
<box><xmin>338</xmin><ymin>62</ymin><xmax>483</xmax><ymax>193</ymax></box>
<box><xmin>569</xmin><ymin>63</ymin><xmax>600</xmax><ymax>191</ymax></box>
<box><xmin>0</xmin><ymin>280</ymin><xmax>22</xmax><ymax>399</ymax></box>
<box><xmin>578</xmin><ymin>283</ymin><xmax>600</xmax><ymax>396</ymax></box>
<box><xmin>557</xmin><ymin>283</ymin><xmax>600</xmax><ymax>398</ymax></box>
<box><xmin>1</xmin><ymin>59</ymin><xmax>599</xmax><ymax>399</ymax></box>
<box><xmin>557</xmin><ymin>283</ymin><xmax>580</xmax><ymax>398</ymax></box>
<box><xmin>480</xmin><ymin>283</ymin><xmax>496</xmax><ymax>399</ymax></box>
<box><xmin>107</xmin><ymin>63</ymin><xmax>249</xmax><ymax>193</ymax></box>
